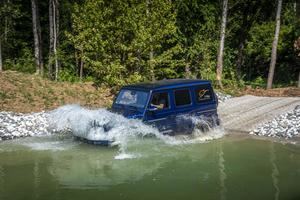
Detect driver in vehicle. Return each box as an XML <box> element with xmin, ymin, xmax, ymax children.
<box><xmin>151</xmin><ymin>95</ymin><xmax>167</xmax><ymax>110</ymax></box>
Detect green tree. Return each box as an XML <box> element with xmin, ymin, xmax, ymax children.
<box><xmin>267</xmin><ymin>0</ymin><xmax>283</xmax><ymax>89</ymax></box>
<box><xmin>245</xmin><ymin>2</ymin><xmax>297</xmax><ymax>85</ymax></box>
<box><xmin>68</xmin><ymin>0</ymin><xmax>177</xmax><ymax>86</ymax></box>
<box><xmin>0</xmin><ymin>0</ymin><xmax>21</xmax><ymax>71</ymax></box>
<box><xmin>174</xmin><ymin>0</ymin><xmax>219</xmax><ymax>80</ymax></box>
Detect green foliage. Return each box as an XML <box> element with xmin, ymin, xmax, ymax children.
<box><xmin>58</xmin><ymin>68</ymin><xmax>80</xmax><ymax>82</ymax></box>
<box><xmin>4</xmin><ymin>47</ymin><xmax>35</xmax><ymax>73</ymax></box>
<box><xmin>0</xmin><ymin>0</ymin><xmax>23</xmax><ymax>70</ymax></box>
<box><xmin>1</xmin><ymin>0</ymin><xmax>299</xmax><ymax>88</ymax></box>
<box><xmin>174</xmin><ymin>0</ymin><xmax>219</xmax><ymax>79</ymax></box>
<box><xmin>0</xmin><ymin>1</ymin><xmax>22</xmax><ymax>38</ymax></box>
<box><xmin>243</xmin><ymin>3</ymin><xmax>299</xmax><ymax>84</ymax></box>
<box><xmin>246</xmin><ymin>20</ymin><xmax>294</xmax><ymax>60</ymax></box>
<box><xmin>246</xmin><ymin>22</ymin><xmax>274</xmax><ymax>59</ymax></box>
<box><xmin>252</xmin><ymin>76</ymin><xmax>266</xmax><ymax>87</ymax></box>
<box><xmin>67</xmin><ymin>0</ymin><xmax>177</xmax><ymax>85</ymax></box>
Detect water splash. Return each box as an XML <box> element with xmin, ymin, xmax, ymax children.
<box><xmin>163</xmin><ymin>114</ymin><xmax>225</xmax><ymax>145</ymax></box>
<box><xmin>49</xmin><ymin>105</ymin><xmax>159</xmax><ymax>138</ymax></box>
<box><xmin>48</xmin><ymin>104</ymin><xmax>225</xmax><ymax>158</ymax></box>
<box><xmin>114</xmin><ymin>152</ymin><xmax>142</xmax><ymax>160</ymax></box>
<box><xmin>48</xmin><ymin>105</ymin><xmax>161</xmax><ymax>154</ymax></box>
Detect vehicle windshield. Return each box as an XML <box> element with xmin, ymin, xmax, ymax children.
<box><xmin>115</xmin><ymin>89</ymin><xmax>149</xmax><ymax>109</ymax></box>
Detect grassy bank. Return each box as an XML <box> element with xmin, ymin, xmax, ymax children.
<box><xmin>0</xmin><ymin>71</ymin><xmax>113</xmax><ymax>113</ymax></box>
<box><xmin>0</xmin><ymin>71</ymin><xmax>299</xmax><ymax>113</ymax></box>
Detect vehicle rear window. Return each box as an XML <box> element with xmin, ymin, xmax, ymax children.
<box><xmin>195</xmin><ymin>87</ymin><xmax>212</xmax><ymax>103</ymax></box>
<box><xmin>174</xmin><ymin>89</ymin><xmax>191</xmax><ymax>106</ymax></box>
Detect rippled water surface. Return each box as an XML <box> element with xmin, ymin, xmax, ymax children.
<box><xmin>0</xmin><ymin>135</ymin><xmax>300</xmax><ymax>200</ymax></box>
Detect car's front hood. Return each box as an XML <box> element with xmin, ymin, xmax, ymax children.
<box><xmin>111</xmin><ymin>107</ymin><xmax>144</xmax><ymax>119</ymax></box>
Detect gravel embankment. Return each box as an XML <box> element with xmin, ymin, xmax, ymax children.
<box><xmin>250</xmin><ymin>106</ymin><xmax>300</xmax><ymax>139</ymax></box>
<box><xmin>0</xmin><ymin>112</ymin><xmax>50</xmax><ymax>140</ymax></box>
<box><xmin>216</xmin><ymin>92</ymin><xmax>232</xmax><ymax>103</ymax></box>
<box><xmin>0</xmin><ymin>92</ymin><xmax>232</xmax><ymax>141</ymax></box>
<box><xmin>1</xmin><ymin>92</ymin><xmax>298</xmax><ymax>141</ymax></box>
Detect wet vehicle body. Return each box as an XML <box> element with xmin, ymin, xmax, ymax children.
<box><xmin>85</xmin><ymin>79</ymin><xmax>220</xmax><ymax>145</ymax></box>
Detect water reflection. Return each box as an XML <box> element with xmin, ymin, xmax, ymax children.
<box><xmin>218</xmin><ymin>142</ymin><xmax>227</xmax><ymax>200</ymax></box>
<box><xmin>270</xmin><ymin>143</ymin><xmax>280</xmax><ymax>200</ymax></box>
<box><xmin>47</xmin><ymin>141</ymin><xmax>214</xmax><ymax>189</ymax></box>
<box><xmin>33</xmin><ymin>160</ymin><xmax>41</xmax><ymax>199</ymax></box>
<box><xmin>48</xmin><ymin>151</ymin><xmax>166</xmax><ymax>189</ymax></box>
<box><xmin>0</xmin><ymin>164</ymin><xmax>4</xmax><ymax>199</ymax></box>
<box><xmin>1</xmin><ymin>136</ymin><xmax>300</xmax><ymax>200</ymax></box>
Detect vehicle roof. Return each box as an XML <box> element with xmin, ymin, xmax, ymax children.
<box><xmin>123</xmin><ymin>79</ymin><xmax>211</xmax><ymax>91</ymax></box>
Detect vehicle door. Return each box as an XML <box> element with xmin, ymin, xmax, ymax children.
<box><xmin>193</xmin><ymin>85</ymin><xmax>219</xmax><ymax>125</ymax></box>
<box><xmin>173</xmin><ymin>88</ymin><xmax>195</xmax><ymax>133</ymax></box>
<box><xmin>145</xmin><ymin>90</ymin><xmax>176</xmax><ymax>135</ymax></box>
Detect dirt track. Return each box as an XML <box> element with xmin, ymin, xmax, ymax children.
<box><xmin>219</xmin><ymin>95</ymin><xmax>300</xmax><ymax>133</ymax></box>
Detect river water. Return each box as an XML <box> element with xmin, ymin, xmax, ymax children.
<box><xmin>0</xmin><ymin>134</ymin><xmax>300</xmax><ymax>200</ymax></box>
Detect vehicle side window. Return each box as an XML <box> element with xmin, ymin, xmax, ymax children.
<box><xmin>150</xmin><ymin>92</ymin><xmax>169</xmax><ymax>110</ymax></box>
<box><xmin>174</xmin><ymin>89</ymin><xmax>191</xmax><ymax>106</ymax></box>
<box><xmin>195</xmin><ymin>87</ymin><xmax>212</xmax><ymax>103</ymax></box>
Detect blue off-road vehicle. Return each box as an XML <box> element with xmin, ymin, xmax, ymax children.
<box><xmin>111</xmin><ymin>79</ymin><xmax>220</xmax><ymax>135</ymax></box>
<box><xmin>79</xmin><ymin>79</ymin><xmax>220</xmax><ymax>145</ymax></box>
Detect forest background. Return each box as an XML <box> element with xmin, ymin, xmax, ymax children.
<box><xmin>1</xmin><ymin>0</ymin><xmax>299</xmax><ymax>91</ymax></box>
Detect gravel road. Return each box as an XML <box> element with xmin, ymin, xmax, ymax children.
<box><xmin>219</xmin><ymin>95</ymin><xmax>300</xmax><ymax>134</ymax></box>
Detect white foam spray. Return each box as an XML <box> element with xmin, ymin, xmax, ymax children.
<box><xmin>47</xmin><ymin>105</ymin><xmax>225</xmax><ymax>159</ymax></box>
<box><xmin>48</xmin><ymin>105</ymin><xmax>163</xmax><ymax>157</ymax></box>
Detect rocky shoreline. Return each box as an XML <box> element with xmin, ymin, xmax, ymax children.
<box><xmin>215</xmin><ymin>91</ymin><xmax>232</xmax><ymax>103</ymax></box>
<box><xmin>0</xmin><ymin>111</ymin><xmax>50</xmax><ymax>140</ymax></box>
<box><xmin>0</xmin><ymin>93</ymin><xmax>299</xmax><ymax>142</ymax></box>
<box><xmin>250</xmin><ymin>106</ymin><xmax>300</xmax><ymax>139</ymax></box>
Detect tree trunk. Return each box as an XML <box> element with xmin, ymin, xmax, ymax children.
<box><xmin>236</xmin><ymin>41</ymin><xmax>245</xmax><ymax>79</ymax></box>
<box><xmin>235</xmin><ymin>11</ymin><xmax>248</xmax><ymax>80</ymax></box>
<box><xmin>0</xmin><ymin>40</ymin><xmax>2</xmax><ymax>72</ymax></box>
<box><xmin>80</xmin><ymin>50</ymin><xmax>84</xmax><ymax>81</ymax></box>
<box><xmin>137</xmin><ymin>49</ymin><xmax>141</xmax><ymax>73</ymax></box>
<box><xmin>53</xmin><ymin>0</ymin><xmax>59</xmax><ymax>80</ymax></box>
<box><xmin>294</xmin><ymin>2</ymin><xmax>300</xmax><ymax>88</ymax></box>
<box><xmin>4</xmin><ymin>0</ymin><xmax>10</xmax><ymax>42</ymax></box>
<box><xmin>267</xmin><ymin>0</ymin><xmax>282</xmax><ymax>89</ymax></box>
<box><xmin>37</xmin><ymin>4</ymin><xmax>43</xmax><ymax>76</ymax></box>
<box><xmin>216</xmin><ymin>0</ymin><xmax>228</xmax><ymax>89</ymax></box>
<box><xmin>298</xmin><ymin>71</ymin><xmax>300</xmax><ymax>88</ymax></box>
<box><xmin>55</xmin><ymin>0</ymin><xmax>60</xmax><ymax>74</ymax></box>
<box><xmin>146</xmin><ymin>0</ymin><xmax>155</xmax><ymax>81</ymax></box>
<box><xmin>185</xmin><ymin>61</ymin><xmax>191</xmax><ymax>79</ymax></box>
<box><xmin>49</xmin><ymin>0</ymin><xmax>59</xmax><ymax>80</ymax></box>
<box><xmin>4</xmin><ymin>13</ymin><xmax>7</xmax><ymax>42</ymax></box>
<box><xmin>75</xmin><ymin>51</ymin><xmax>79</xmax><ymax>76</ymax></box>
<box><xmin>48</xmin><ymin>0</ymin><xmax>54</xmax><ymax>79</ymax></box>
<box><xmin>184</xmin><ymin>45</ymin><xmax>191</xmax><ymax>79</ymax></box>
<box><xmin>297</xmin><ymin>1</ymin><xmax>300</xmax><ymax>17</ymax></box>
<box><xmin>149</xmin><ymin>49</ymin><xmax>155</xmax><ymax>81</ymax></box>
<box><xmin>31</xmin><ymin>0</ymin><xmax>43</xmax><ymax>75</ymax></box>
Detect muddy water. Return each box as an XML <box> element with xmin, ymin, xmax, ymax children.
<box><xmin>1</xmin><ymin>135</ymin><xmax>300</xmax><ymax>200</ymax></box>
